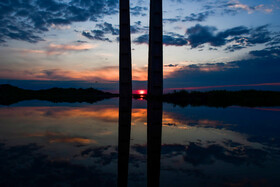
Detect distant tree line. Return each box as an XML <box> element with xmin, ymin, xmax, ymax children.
<box><xmin>0</xmin><ymin>84</ymin><xmax>117</xmax><ymax>105</ymax></box>
<box><xmin>162</xmin><ymin>90</ymin><xmax>280</xmax><ymax>107</ymax></box>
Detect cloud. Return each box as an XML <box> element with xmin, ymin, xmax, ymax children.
<box><xmin>18</xmin><ymin>43</ymin><xmax>96</xmax><ymax>55</ymax></box>
<box><xmin>227</xmin><ymin>1</ymin><xmax>272</xmax><ymax>14</ymax></box>
<box><xmin>48</xmin><ymin>43</ymin><xmax>94</xmax><ymax>51</ymax></box>
<box><xmin>130</xmin><ymin>6</ymin><xmax>148</xmax><ymax>16</ymax></box>
<box><xmin>130</xmin><ymin>21</ymin><xmax>149</xmax><ymax>34</ymax></box>
<box><xmin>186</xmin><ymin>24</ymin><xmax>271</xmax><ymax>50</ymax></box>
<box><xmin>25</xmin><ymin>131</ymin><xmax>96</xmax><ymax>144</ymax></box>
<box><xmin>182</xmin><ymin>141</ymin><xmax>267</xmax><ymax>166</ymax></box>
<box><xmin>163</xmin><ymin>34</ymin><xmax>188</xmax><ymax>46</ymax></box>
<box><xmin>183</xmin><ymin>11</ymin><xmax>214</xmax><ymax>22</ymax></box>
<box><xmin>133</xmin><ymin>34</ymin><xmax>149</xmax><ymax>44</ymax></box>
<box><xmin>164</xmin><ymin>56</ymin><xmax>280</xmax><ymax>89</ymax></box>
<box><xmin>35</xmin><ymin>67</ymin><xmax>120</xmax><ymax>81</ymax></box>
<box><xmin>81</xmin><ymin>22</ymin><xmax>119</xmax><ymax>42</ymax></box>
<box><xmin>134</xmin><ymin>32</ymin><xmax>187</xmax><ymax>46</ymax></box>
<box><xmin>96</xmin><ymin>22</ymin><xmax>119</xmax><ymax>35</ymax></box>
<box><xmin>0</xmin><ymin>65</ymin><xmax>147</xmax><ymax>82</ymax></box>
<box><xmin>0</xmin><ymin>0</ymin><xmax>118</xmax><ymax>43</ymax></box>
<box><xmin>224</xmin><ymin>45</ymin><xmax>246</xmax><ymax>52</ymax></box>
<box><xmin>186</xmin><ymin>24</ymin><xmax>221</xmax><ymax>48</ymax></box>
<box><xmin>163</xmin><ymin>17</ymin><xmax>181</xmax><ymax>23</ymax></box>
<box><xmin>134</xmin><ymin>24</ymin><xmax>273</xmax><ymax>50</ymax></box>
<box><xmin>82</xmin><ymin>31</ymin><xmax>112</xmax><ymax>42</ymax></box>
<box><xmin>203</xmin><ymin>0</ymin><xmax>274</xmax><ymax>15</ymax></box>
<box><xmin>249</xmin><ymin>46</ymin><xmax>280</xmax><ymax>57</ymax></box>
<box><xmin>266</xmin><ymin>33</ymin><xmax>280</xmax><ymax>46</ymax></box>
<box><xmin>164</xmin><ymin>64</ymin><xmax>179</xmax><ymax>67</ymax></box>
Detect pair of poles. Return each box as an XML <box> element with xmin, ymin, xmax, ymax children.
<box><xmin>119</xmin><ymin>0</ymin><xmax>163</xmax><ymax>98</ymax></box>
<box><xmin>118</xmin><ymin>2</ymin><xmax>163</xmax><ymax>186</ymax></box>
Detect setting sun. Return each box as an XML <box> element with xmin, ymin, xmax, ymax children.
<box><xmin>138</xmin><ymin>90</ymin><xmax>146</xmax><ymax>95</ymax></box>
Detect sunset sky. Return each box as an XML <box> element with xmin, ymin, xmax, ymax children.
<box><xmin>0</xmin><ymin>0</ymin><xmax>280</xmax><ymax>92</ymax></box>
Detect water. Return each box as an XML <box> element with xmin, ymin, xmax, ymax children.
<box><xmin>0</xmin><ymin>98</ymin><xmax>280</xmax><ymax>186</ymax></box>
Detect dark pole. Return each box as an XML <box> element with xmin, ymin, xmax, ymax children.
<box><xmin>119</xmin><ymin>0</ymin><xmax>132</xmax><ymax>98</ymax></box>
<box><xmin>147</xmin><ymin>99</ymin><xmax>163</xmax><ymax>187</ymax></box>
<box><xmin>118</xmin><ymin>0</ymin><xmax>132</xmax><ymax>185</ymax></box>
<box><xmin>117</xmin><ymin>97</ymin><xmax>132</xmax><ymax>187</ymax></box>
<box><xmin>148</xmin><ymin>0</ymin><xmax>163</xmax><ymax>98</ymax></box>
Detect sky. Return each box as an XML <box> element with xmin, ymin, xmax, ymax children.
<box><xmin>0</xmin><ymin>0</ymin><xmax>280</xmax><ymax>92</ymax></box>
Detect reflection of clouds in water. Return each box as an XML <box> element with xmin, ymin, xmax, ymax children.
<box><xmin>81</xmin><ymin>146</ymin><xmax>118</xmax><ymax>166</ymax></box>
<box><xmin>1</xmin><ymin>139</ymin><xmax>275</xmax><ymax>186</ymax></box>
<box><xmin>0</xmin><ymin>106</ymin><xmax>233</xmax><ymax>130</ymax></box>
<box><xmin>0</xmin><ymin>143</ymin><xmax>116</xmax><ymax>186</ymax></box>
<box><xmin>248</xmin><ymin>136</ymin><xmax>280</xmax><ymax>149</ymax></box>
<box><xmin>182</xmin><ymin>141</ymin><xmax>267</xmax><ymax>166</ymax></box>
<box><xmin>163</xmin><ymin>116</ymin><xmax>232</xmax><ymax>129</ymax></box>
<box><xmin>0</xmin><ymin>106</ymin><xmax>146</xmax><ymax>124</ymax></box>
<box><xmin>1</xmin><ymin>103</ymin><xmax>280</xmax><ymax>186</ymax></box>
<box><xmin>24</xmin><ymin>132</ymin><xmax>97</xmax><ymax>144</ymax></box>
<box><xmin>131</xmin><ymin>140</ymin><xmax>271</xmax><ymax>167</ymax></box>
<box><xmin>0</xmin><ymin>106</ymin><xmax>119</xmax><ymax>122</ymax></box>
<box><xmin>126</xmin><ymin>139</ymin><xmax>280</xmax><ymax>186</ymax></box>
<box><xmin>163</xmin><ymin>112</ymin><xmax>233</xmax><ymax>130</ymax></box>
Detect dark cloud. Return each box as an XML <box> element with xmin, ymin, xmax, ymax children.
<box><xmin>165</xmin><ymin>56</ymin><xmax>280</xmax><ymax>88</ymax></box>
<box><xmin>81</xmin><ymin>22</ymin><xmax>119</xmax><ymax>42</ymax></box>
<box><xmin>164</xmin><ymin>64</ymin><xmax>179</xmax><ymax>67</ymax></box>
<box><xmin>0</xmin><ymin>0</ymin><xmax>118</xmax><ymax>43</ymax></box>
<box><xmin>163</xmin><ymin>17</ymin><xmax>181</xmax><ymax>23</ymax></box>
<box><xmin>133</xmin><ymin>34</ymin><xmax>149</xmax><ymax>44</ymax></box>
<box><xmin>76</xmin><ymin>40</ymin><xmax>88</xmax><ymax>43</ymax></box>
<box><xmin>224</xmin><ymin>45</ymin><xmax>246</xmax><ymax>52</ymax></box>
<box><xmin>134</xmin><ymin>32</ymin><xmax>187</xmax><ymax>46</ymax></box>
<box><xmin>37</xmin><ymin>69</ymin><xmax>72</xmax><ymax>80</ymax></box>
<box><xmin>130</xmin><ymin>21</ymin><xmax>148</xmax><ymax>34</ymax></box>
<box><xmin>82</xmin><ymin>31</ymin><xmax>95</xmax><ymax>40</ymax></box>
<box><xmin>130</xmin><ymin>6</ymin><xmax>148</xmax><ymax>16</ymax></box>
<box><xmin>186</xmin><ymin>24</ymin><xmax>271</xmax><ymax>50</ymax></box>
<box><xmin>134</xmin><ymin>24</ymin><xmax>273</xmax><ymax>49</ymax></box>
<box><xmin>209</xmin><ymin>47</ymin><xmax>218</xmax><ymax>51</ymax></box>
<box><xmin>96</xmin><ymin>22</ymin><xmax>119</xmax><ymax>35</ymax></box>
<box><xmin>266</xmin><ymin>33</ymin><xmax>280</xmax><ymax>46</ymax></box>
<box><xmin>249</xmin><ymin>46</ymin><xmax>280</xmax><ymax>57</ymax></box>
<box><xmin>163</xmin><ymin>32</ymin><xmax>188</xmax><ymax>46</ymax></box>
<box><xmin>183</xmin><ymin>11</ymin><xmax>214</xmax><ymax>22</ymax></box>
<box><xmin>247</xmin><ymin>25</ymin><xmax>271</xmax><ymax>44</ymax></box>
<box><xmin>186</xmin><ymin>24</ymin><xmax>220</xmax><ymax>48</ymax></box>
<box><xmin>82</xmin><ymin>30</ymin><xmax>112</xmax><ymax>42</ymax></box>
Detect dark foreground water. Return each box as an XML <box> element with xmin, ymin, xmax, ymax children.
<box><xmin>0</xmin><ymin>98</ymin><xmax>280</xmax><ymax>186</ymax></box>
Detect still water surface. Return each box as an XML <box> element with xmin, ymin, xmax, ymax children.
<box><xmin>0</xmin><ymin>98</ymin><xmax>280</xmax><ymax>186</ymax></box>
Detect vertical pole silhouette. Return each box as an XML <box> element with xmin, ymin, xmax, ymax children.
<box><xmin>147</xmin><ymin>99</ymin><xmax>163</xmax><ymax>187</ymax></box>
<box><xmin>118</xmin><ymin>97</ymin><xmax>132</xmax><ymax>187</ymax></box>
<box><xmin>119</xmin><ymin>0</ymin><xmax>132</xmax><ymax>98</ymax></box>
<box><xmin>148</xmin><ymin>0</ymin><xmax>163</xmax><ymax>97</ymax></box>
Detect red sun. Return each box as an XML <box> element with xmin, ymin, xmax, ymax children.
<box><xmin>138</xmin><ymin>90</ymin><xmax>146</xmax><ymax>95</ymax></box>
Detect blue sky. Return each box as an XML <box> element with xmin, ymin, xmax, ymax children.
<box><xmin>0</xmin><ymin>0</ymin><xmax>280</xmax><ymax>92</ymax></box>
